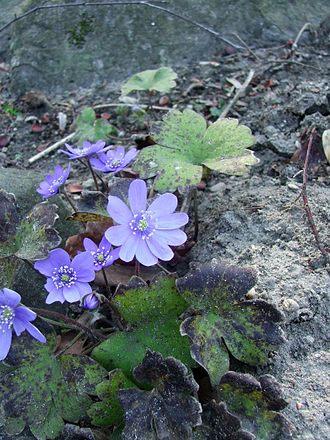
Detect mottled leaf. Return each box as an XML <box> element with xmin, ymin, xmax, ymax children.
<box><xmin>0</xmin><ymin>333</ymin><xmax>107</xmax><ymax>440</ymax></box>
<box><xmin>92</xmin><ymin>276</ymin><xmax>195</xmax><ymax>379</ymax></box>
<box><xmin>74</xmin><ymin>107</ymin><xmax>115</xmax><ymax>144</ymax></box>
<box><xmin>88</xmin><ymin>369</ymin><xmax>137</xmax><ymax>427</ymax></box>
<box><xmin>217</xmin><ymin>372</ymin><xmax>294</xmax><ymax>439</ymax></box>
<box><xmin>121</xmin><ymin>67</ymin><xmax>177</xmax><ymax>95</ymax></box>
<box><xmin>176</xmin><ymin>261</ymin><xmax>285</xmax><ymax>386</ymax></box>
<box><xmin>0</xmin><ymin>192</ymin><xmax>61</xmax><ymax>261</ymax></box>
<box><xmin>133</xmin><ymin>110</ymin><xmax>255</xmax><ymax>192</ymax></box>
<box><xmin>118</xmin><ymin>350</ymin><xmax>202</xmax><ymax>439</ymax></box>
<box><xmin>193</xmin><ymin>400</ymin><xmax>254</xmax><ymax>439</ymax></box>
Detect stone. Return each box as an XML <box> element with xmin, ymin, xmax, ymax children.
<box><xmin>1</xmin><ymin>0</ymin><xmax>328</xmax><ymax>94</ymax></box>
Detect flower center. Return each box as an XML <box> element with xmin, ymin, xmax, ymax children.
<box><xmin>0</xmin><ymin>305</ymin><xmax>15</xmax><ymax>332</ymax></box>
<box><xmin>106</xmin><ymin>158</ymin><xmax>123</xmax><ymax>170</ymax></box>
<box><xmin>52</xmin><ymin>266</ymin><xmax>77</xmax><ymax>289</ymax></box>
<box><xmin>129</xmin><ymin>210</ymin><xmax>155</xmax><ymax>240</ymax></box>
<box><xmin>90</xmin><ymin>248</ymin><xmax>111</xmax><ymax>268</ymax></box>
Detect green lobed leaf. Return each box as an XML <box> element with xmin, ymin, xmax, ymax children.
<box><xmin>88</xmin><ymin>369</ymin><xmax>136</xmax><ymax>427</ymax></box>
<box><xmin>133</xmin><ymin>109</ymin><xmax>256</xmax><ymax>192</ymax></box>
<box><xmin>92</xmin><ymin>276</ymin><xmax>195</xmax><ymax>379</ymax></box>
<box><xmin>176</xmin><ymin>261</ymin><xmax>285</xmax><ymax>386</ymax></box>
<box><xmin>74</xmin><ymin>106</ymin><xmax>115</xmax><ymax>144</ymax></box>
<box><xmin>121</xmin><ymin>67</ymin><xmax>177</xmax><ymax>95</ymax></box>
<box><xmin>118</xmin><ymin>350</ymin><xmax>202</xmax><ymax>440</ymax></box>
<box><xmin>0</xmin><ymin>333</ymin><xmax>107</xmax><ymax>440</ymax></box>
<box><xmin>217</xmin><ymin>372</ymin><xmax>294</xmax><ymax>439</ymax></box>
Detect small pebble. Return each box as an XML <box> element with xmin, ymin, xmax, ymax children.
<box><xmin>287</xmin><ymin>182</ymin><xmax>300</xmax><ymax>191</ymax></box>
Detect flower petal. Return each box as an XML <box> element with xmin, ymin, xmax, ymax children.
<box><xmin>0</xmin><ymin>288</ymin><xmax>21</xmax><ymax>307</ymax></box>
<box><xmin>115</xmin><ymin>146</ymin><xmax>125</xmax><ymax>159</ymax></box>
<box><xmin>119</xmin><ymin>235</ymin><xmax>140</xmax><ymax>262</ymax></box>
<box><xmin>0</xmin><ymin>328</ymin><xmax>12</xmax><ymax>361</ymax></box>
<box><xmin>136</xmin><ymin>239</ymin><xmax>158</xmax><ymax>266</ymax></box>
<box><xmin>71</xmin><ymin>252</ymin><xmax>95</xmax><ymax>281</ymax></box>
<box><xmin>152</xmin><ymin>229</ymin><xmax>187</xmax><ymax>246</ymax></box>
<box><xmin>123</xmin><ymin>148</ymin><xmax>137</xmax><ymax>166</ymax></box>
<box><xmin>148</xmin><ymin>193</ymin><xmax>178</xmax><ymax>217</ymax></box>
<box><xmin>147</xmin><ymin>236</ymin><xmax>174</xmax><ymax>261</ymax></box>
<box><xmin>23</xmin><ymin>321</ymin><xmax>46</xmax><ymax>343</ymax></box>
<box><xmin>15</xmin><ymin>306</ymin><xmax>36</xmax><ymax>322</ymax></box>
<box><xmin>156</xmin><ymin>212</ymin><xmax>189</xmax><ymax>230</ymax></box>
<box><xmin>99</xmin><ymin>235</ymin><xmax>112</xmax><ymax>250</ymax></box>
<box><xmin>46</xmin><ymin>289</ymin><xmax>65</xmax><ymax>304</ymax></box>
<box><xmin>128</xmin><ymin>179</ymin><xmax>147</xmax><ymax>214</ymax></box>
<box><xmin>105</xmin><ymin>225</ymin><xmax>131</xmax><ymax>246</ymax></box>
<box><xmin>49</xmin><ymin>248</ymin><xmax>71</xmax><ymax>267</ymax></box>
<box><xmin>74</xmin><ymin>281</ymin><xmax>92</xmax><ymax>297</ymax></box>
<box><xmin>62</xmin><ymin>286</ymin><xmax>82</xmax><ymax>303</ymax></box>
<box><xmin>13</xmin><ymin>319</ymin><xmax>26</xmax><ymax>336</ymax></box>
<box><xmin>83</xmin><ymin>238</ymin><xmax>98</xmax><ymax>252</ymax></box>
<box><xmin>45</xmin><ymin>278</ymin><xmax>56</xmax><ymax>293</ymax></box>
<box><xmin>107</xmin><ymin>196</ymin><xmax>132</xmax><ymax>224</ymax></box>
<box><xmin>34</xmin><ymin>257</ymin><xmax>55</xmax><ymax>277</ymax></box>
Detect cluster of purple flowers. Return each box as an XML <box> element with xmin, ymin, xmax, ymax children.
<box><xmin>2</xmin><ymin>137</ymin><xmax>189</xmax><ymax>363</ymax></box>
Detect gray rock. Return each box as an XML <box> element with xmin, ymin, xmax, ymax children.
<box><xmin>1</xmin><ymin>0</ymin><xmax>328</xmax><ymax>94</ymax></box>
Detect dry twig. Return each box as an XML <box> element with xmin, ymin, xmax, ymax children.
<box><xmin>28</xmin><ymin>132</ymin><xmax>75</xmax><ymax>164</ymax></box>
<box><xmin>218</xmin><ymin>69</ymin><xmax>254</xmax><ymax>119</ymax></box>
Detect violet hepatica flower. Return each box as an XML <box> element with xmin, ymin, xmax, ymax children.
<box><xmin>83</xmin><ymin>236</ymin><xmax>120</xmax><ymax>271</ymax></box>
<box><xmin>34</xmin><ymin>249</ymin><xmax>95</xmax><ymax>304</ymax></box>
<box><xmin>90</xmin><ymin>146</ymin><xmax>137</xmax><ymax>173</ymax></box>
<box><xmin>60</xmin><ymin>140</ymin><xmax>107</xmax><ymax>160</ymax></box>
<box><xmin>36</xmin><ymin>164</ymin><xmax>70</xmax><ymax>199</ymax></box>
<box><xmin>105</xmin><ymin>179</ymin><xmax>188</xmax><ymax>266</ymax></box>
<box><xmin>0</xmin><ymin>288</ymin><xmax>46</xmax><ymax>361</ymax></box>
<box><xmin>82</xmin><ymin>293</ymin><xmax>100</xmax><ymax>310</ymax></box>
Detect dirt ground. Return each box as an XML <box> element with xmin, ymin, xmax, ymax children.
<box><xmin>0</xmin><ymin>38</ymin><xmax>329</xmax><ymax>439</ymax></box>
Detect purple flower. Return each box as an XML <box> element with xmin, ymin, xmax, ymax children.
<box><xmin>0</xmin><ymin>288</ymin><xmax>46</xmax><ymax>361</ymax></box>
<box><xmin>60</xmin><ymin>140</ymin><xmax>107</xmax><ymax>160</ymax></box>
<box><xmin>36</xmin><ymin>164</ymin><xmax>71</xmax><ymax>199</ymax></box>
<box><xmin>34</xmin><ymin>249</ymin><xmax>95</xmax><ymax>304</ymax></box>
<box><xmin>90</xmin><ymin>146</ymin><xmax>137</xmax><ymax>173</ymax></box>
<box><xmin>83</xmin><ymin>236</ymin><xmax>120</xmax><ymax>271</ymax></box>
<box><xmin>105</xmin><ymin>179</ymin><xmax>188</xmax><ymax>266</ymax></box>
<box><xmin>82</xmin><ymin>293</ymin><xmax>100</xmax><ymax>310</ymax></box>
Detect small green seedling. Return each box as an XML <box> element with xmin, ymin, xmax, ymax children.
<box><xmin>121</xmin><ymin>67</ymin><xmax>177</xmax><ymax>96</ymax></box>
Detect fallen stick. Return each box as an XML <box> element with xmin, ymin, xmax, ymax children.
<box><xmin>93</xmin><ymin>102</ymin><xmax>171</xmax><ymax>111</ymax></box>
<box><xmin>218</xmin><ymin>69</ymin><xmax>254</xmax><ymax>119</ymax></box>
<box><xmin>301</xmin><ymin>128</ymin><xmax>329</xmax><ymax>265</ymax></box>
<box><xmin>28</xmin><ymin>132</ymin><xmax>75</xmax><ymax>164</ymax></box>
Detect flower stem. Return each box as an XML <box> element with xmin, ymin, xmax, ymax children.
<box><xmin>87</xmin><ymin>158</ymin><xmax>100</xmax><ymax>192</ymax></box>
<box><xmin>135</xmin><ymin>259</ymin><xmax>141</xmax><ymax>277</ymax></box>
<box><xmin>193</xmin><ymin>187</ymin><xmax>199</xmax><ymax>242</ymax></box>
<box><xmin>101</xmin><ymin>268</ymin><xmax>111</xmax><ymax>296</ymax></box>
<box><xmin>32</xmin><ymin>307</ymin><xmax>106</xmax><ymax>341</ymax></box>
<box><xmin>61</xmin><ymin>188</ymin><xmax>77</xmax><ymax>212</ymax></box>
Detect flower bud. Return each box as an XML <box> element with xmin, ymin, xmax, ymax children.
<box><xmin>82</xmin><ymin>293</ymin><xmax>99</xmax><ymax>310</ymax></box>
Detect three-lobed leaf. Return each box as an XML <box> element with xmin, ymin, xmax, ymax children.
<box><xmin>118</xmin><ymin>350</ymin><xmax>202</xmax><ymax>440</ymax></box>
<box><xmin>74</xmin><ymin>107</ymin><xmax>115</xmax><ymax>144</ymax></box>
<box><xmin>217</xmin><ymin>372</ymin><xmax>294</xmax><ymax>439</ymax></box>
<box><xmin>133</xmin><ymin>109</ymin><xmax>257</xmax><ymax>192</ymax></box>
<box><xmin>91</xmin><ymin>276</ymin><xmax>195</xmax><ymax>380</ymax></box>
<box><xmin>0</xmin><ymin>333</ymin><xmax>107</xmax><ymax>440</ymax></box>
<box><xmin>176</xmin><ymin>261</ymin><xmax>285</xmax><ymax>386</ymax></box>
<box><xmin>121</xmin><ymin>67</ymin><xmax>177</xmax><ymax>95</ymax></box>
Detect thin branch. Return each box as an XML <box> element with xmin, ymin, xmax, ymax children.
<box><xmin>218</xmin><ymin>69</ymin><xmax>254</xmax><ymax>119</ymax></box>
<box><xmin>301</xmin><ymin>129</ymin><xmax>329</xmax><ymax>264</ymax></box>
<box><xmin>291</xmin><ymin>22</ymin><xmax>311</xmax><ymax>52</ymax></box>
<box><xmin>0</xmin><ymin>1</ymin><xmax>243</xmax><ymax>49</ymax></box>
<box><xmin>28</xmin><ymin>132</ymin><xmax>75</xmax><ymax>164</ymax></box>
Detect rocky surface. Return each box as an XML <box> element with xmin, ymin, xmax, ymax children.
<box><xmin>0</xmin><ymin>0</ymin><xmax>329</xmax><ymax>93</ymax></box>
